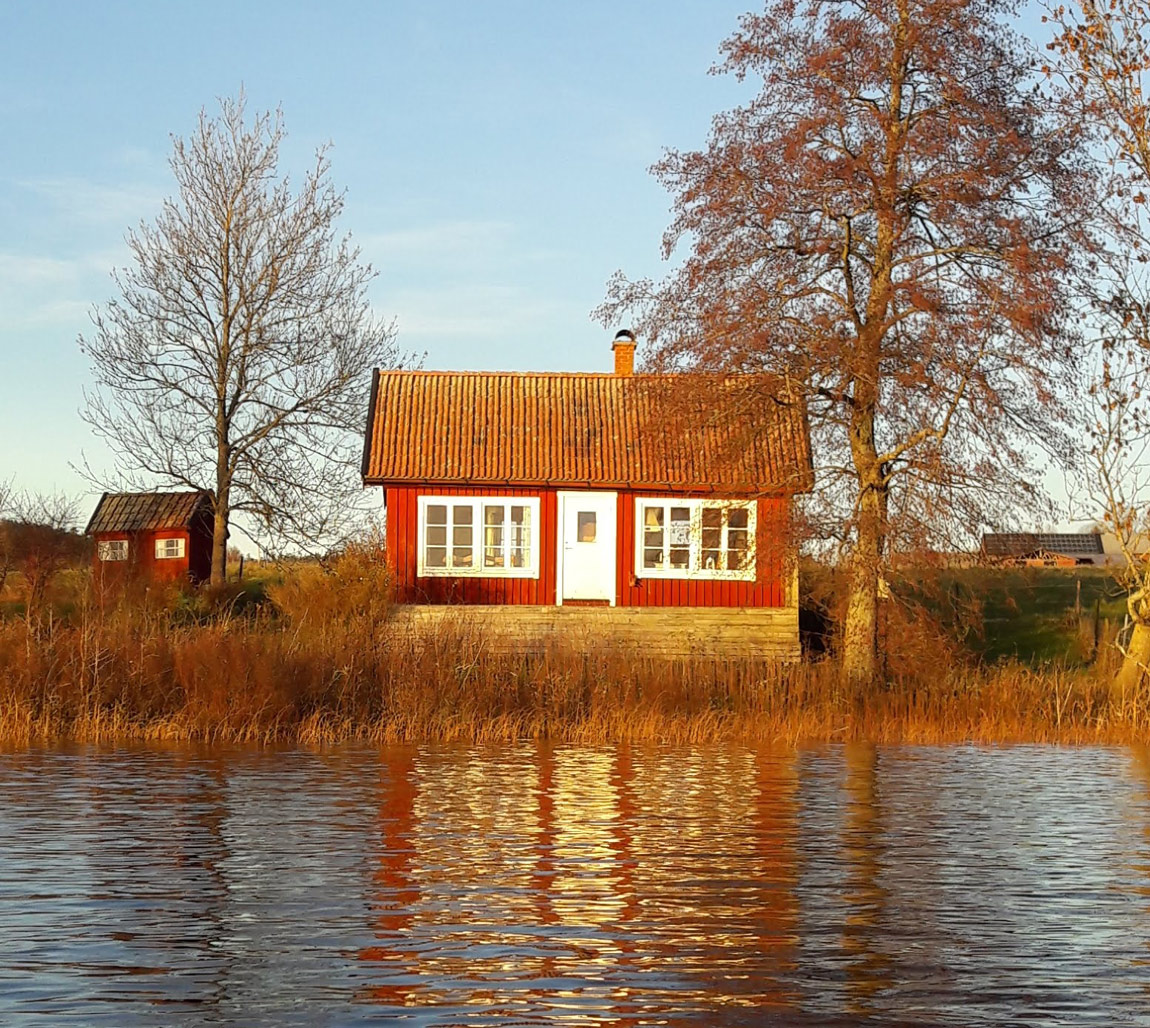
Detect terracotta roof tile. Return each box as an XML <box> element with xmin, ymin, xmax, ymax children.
<box><xmin>85</xmin><ymin>491</ymin><xmax>213</xmax><ymax>534</ymax></box>
<box><xmin>362</xmin><ymin>371</ymin><xmax>813</xmax><ymax>495</ymax></box>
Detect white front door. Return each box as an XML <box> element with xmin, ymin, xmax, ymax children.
<box><xmin>558</xmin><ymin>491</ymin><xmax>617</xmax><ymax>604</ymax></box>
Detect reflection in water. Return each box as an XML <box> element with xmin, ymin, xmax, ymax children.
<box><xmin>2</xmin><ymin>744</ymin><xmax>1150</xmax><ymax>1026</ymax></box>
<box><xmin>751</xmin><ymin>747</ymin><xmax>799</xmax><ymax>1013</ymax></box>
<box><xmin>358</xmin><ymin>746</ymin><xmax>420</xmax><ymax>1007</ymax></box>
<box><xmin>842</xmin><ymin>742</ymin><xmax>890</xmax><ymax>1015</ymax></box>
<box><xmin>1128</xmin><ymin>746</ymin><xmax>1150</xmax><ymax>987</ymax></box>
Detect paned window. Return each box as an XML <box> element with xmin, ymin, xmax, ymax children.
<box><xmin>97</xmin><ymin>539</ymin><xmax>128</xmax><ymax>562</ymax></box>
<box><xmin>418</xmin><ymin>497</ymin><xmax>540</xmax><ymax>578</ymax></box>
<box><xmin>635</xmin><ymin>498</ymin><xmax>756</xmax><ymax>580</ymax></box>
<box><xmin>154</xmin><ymin>537</ymin><xmax>186</xmax><ymax>560</ymax></box>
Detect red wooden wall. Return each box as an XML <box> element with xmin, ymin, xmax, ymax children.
<box><xmin>92</xmin><ymin>525</ymin><xmax>213</xmax><ymax>586</ymax></box>
<box><xmin>385</xmin><ymin>486</ymin><xmax>792</xmax><ymax>608</ymax></box>
<box><xmin>386</xmin><ymin>486</ymin><xmax>559</xmax><ymax>604</ymax></box>
<box><xmin>615</xmin><ymin>492</ymin><xmax>790</xmax><ymax>608</ymax></box>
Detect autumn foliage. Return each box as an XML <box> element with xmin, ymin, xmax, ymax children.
<box><xmin>600</xmin><ymin>0</ymin><xmax>1097</xmax><ymax>683</ymax></box>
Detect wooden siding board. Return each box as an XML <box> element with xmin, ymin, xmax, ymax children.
<box><xmin>388</xmin><ymin>605</ymin><xmax>801</xmax><ymax>660</ymax></box>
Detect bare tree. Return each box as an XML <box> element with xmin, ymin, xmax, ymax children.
<box><xmin>81</xmin><ymin>94</ymin><xmax>402</xmax><ymax>586</ymax></box>
<box><xmin>0</xmin><ymin>480</ymin><xmax>13</xmax><ymax>597</ymax></box>
<box><xmin>597</xmin><ymin>0</ymin><xmax>1097</xmax><ymax>682</ymax></box>
<box><xmin>2</xmin><ymin>492</ymin><xmax>85</xmax><ymax>617</ymax></box>
<box><xmin>1047</xmin><ymin>0</ymin><xmax>1150</xmax><ymax>689</ymax></box>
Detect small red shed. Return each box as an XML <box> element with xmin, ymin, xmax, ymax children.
<box><xmin>361</xmin><ymin>334</ymin><xmax>813</xmax><ymax>639</ymax></box>
<box><xmin>85</xmin><ymin>491</ymin><xmax>214</xmax><ymax>585</ymax></box>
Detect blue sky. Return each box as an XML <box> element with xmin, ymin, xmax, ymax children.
<box><xmin>0</xmin><ymin>0</ymin><xmax>756</xmax><ymax>503</ymax></box>
<box><xmin>1</xmin><ymin>1</ymin><xmax>1054</xmax><ymax>513</ymax></box>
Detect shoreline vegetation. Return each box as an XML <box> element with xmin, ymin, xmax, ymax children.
<box><xmin>2</xmin><ymin>554</ymin><xmax>1148</xmax><ymax>748</ymax></box>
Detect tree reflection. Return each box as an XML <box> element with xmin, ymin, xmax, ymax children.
<box><xmin>842</xmin><ymin>742</ymin><xmax>892</xmax><ymax>1016</ymax></box>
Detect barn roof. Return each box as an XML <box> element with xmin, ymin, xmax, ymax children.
<box><xmin>980</xmin><ymin>532</ymin><xmax>1104</xmax><ymax>558</ymax></box>
<box><xmin>85</xmin><ymin>491</ymin><xmax>213</xmax><ymax>535</ymax></box>
<box><xmin>361</xmin><ymin>370</ymin><xmax>814</xmax><ymax>495</ymax></box>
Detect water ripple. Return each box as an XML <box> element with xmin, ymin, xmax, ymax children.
<box><xmin>0</xmin><ymin>743</ymin><xmax>1148</xmax><ymax>1025</ymax></box>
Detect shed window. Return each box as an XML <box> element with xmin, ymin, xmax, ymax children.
<box><xmin>418</xmin><ymin>497</ymin><xmax>540</xmax><ymax>578</ymax></box>
<box><xmin>155</xmin><ymin>537</ymin><xmax>185</xmax><ymax>559</ymax></box>
<box><xmin>635</xmin><ymin>498</ymin><xmax>756</xmax><ymax>580</ymax></box>
<box><xmin>98</xmin><ymin>540</ymin><xmax>128</xmax><ymax>562</ymax></box>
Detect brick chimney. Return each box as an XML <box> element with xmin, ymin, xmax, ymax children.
<box><xmin>612</xmin><ymin>329</ymin><xmax>636</xmax><ymax>376</ymax></box>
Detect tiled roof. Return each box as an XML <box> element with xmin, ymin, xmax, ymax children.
<box><xmin>362</xmin><ymin>371</ymin><xmax>813</xmax><ymax>495</ymax></box>
<box><xmin>85</xmin><ymin>491</ymin><xmax>213</xmax><ymax>534</ymax></box>
<box><xmin>981</xmin><ymin>532</ymin><xmax>1104</xmax><ymax>558</ymax></box>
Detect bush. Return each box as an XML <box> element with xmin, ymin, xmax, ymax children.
<box><xmin>267</xmin><ymin>540</ymin><xmax>391</xmax><ymax>630</ymax></box>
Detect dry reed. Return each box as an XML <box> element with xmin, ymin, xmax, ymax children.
<box><xmin>2</xmin><ymin>547</ymin><xmax>1146</xmax><ymax>746</ymax></box>
<box><xmin>1</xmin><ymin>598</ymin><xmax>1147</xmax><ymax>746</ymax></box>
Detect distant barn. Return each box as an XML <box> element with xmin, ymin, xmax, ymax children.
<box><xmin>86</xmin><ymin>491</ymin><xmax>214</xmax><ymax>584</ymax></box>
<box><xmin>980</xmin><ymin>532</ymin><xmax>1104</xmax><ymax>567</ymax></box>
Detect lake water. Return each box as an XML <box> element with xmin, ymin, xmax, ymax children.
<box><xmin>1</xmin><ymin>743</ymin><xmax>1149</xmax><ymax>1026</ymax></box>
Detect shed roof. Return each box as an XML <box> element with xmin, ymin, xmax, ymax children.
<box><xmin>980</xmin><ymin>532</ymin><xmax>1104</xmax><ymax>558</ymax></box>
<box><xmin>85</xmin><ymin>491</ymin><xmax>213</xmax><ymax>535</ymax></box>
<box><xmin>361</xmin><ymin>370</ymin><xmax>813</xmax><ymax>495</ymax></box>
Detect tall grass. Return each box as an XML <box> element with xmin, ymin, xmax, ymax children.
<box><xmin>2</xmin><ymin>548</ymin><xmax>1147</xmax><ymax>746</ymax></box>
<box><xmin>1</xmin><ymin>611</ymin><xmax>1147</xmax><ymax>747</ymax></box>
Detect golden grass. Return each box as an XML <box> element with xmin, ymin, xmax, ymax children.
<box><xmin>1</xmin><ymin>600</ymin><xmax>1148</xmax><ymax>746</ymax></box>
<box><xmin>2</xmin><ymin>546</ymin><xmax>1147</xmax><ymax>746</ymax></box>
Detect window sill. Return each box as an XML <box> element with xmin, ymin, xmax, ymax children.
<box><xmin>637</xmin><ymin>567</ymin><xmax>756</xmax><ymax>582</ymax></box>
<box><xmin>417</xmin><ymin>567</ymin><xmax>540</xmax><ymax>580</ymax></box>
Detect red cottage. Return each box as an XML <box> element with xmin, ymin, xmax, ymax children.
<box><xmin>361</xmin><ymin>334</ymin><xmax>814</xmax><ymax>657</ymax></box>
<box><xmin>85</xmin><ymin>491</ymin><xmax>214</xmax><ymax>585</ymax></box>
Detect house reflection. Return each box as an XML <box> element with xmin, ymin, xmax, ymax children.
<box><xmin>353</xmin><ymin>744</ymin><xmax>806</xmax><ymax>1021</ymax></box>
<box><xmin>751</xmin><ymin>747</ymin><xmax>800</xmax><ymax>1012</ymax></box>
<box><xmin>357</xmin><ymin>746</ymin><xmax>422</xmax><ymax>1007</ymax></box>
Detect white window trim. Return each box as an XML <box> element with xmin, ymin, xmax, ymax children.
<box><xmin>633</xmin><ymin>497</ymin><xmax>757</xmax><ymax>581</ymax></box>
<box><xmin>98</xmin><ymin>539</ymin><xmax>129</xmax><ymax>562</ymax></box>
<box><xmin>155</xmin><ymin>537</ymin><xmax>186</xmax><ymax>560</ymax></box>
<box><xmin>417</xmin><ymin>496</ymin><xmax>541</xmax><ymax>579</ymax></box>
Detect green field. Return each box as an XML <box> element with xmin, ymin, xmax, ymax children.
<box><xmin>895</xmin><ymin>567</ymin><xmax>1130</xmax><ymax>666</ymax></box>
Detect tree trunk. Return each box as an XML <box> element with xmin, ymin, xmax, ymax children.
<box><xmin>843</xmin><ymin>483</ymin><xmax>884</xmax><ymax>685</ymax></box>
<box><xmin>842</xmin><ymin>311</ymin><xmax>887</xmax><ymax>686</ymax></box>
<box><xmin>210</xmin><ymin>490</ymin><xmax>229</xmax><ymax>587</ymax></box>
<box><xmin>211</xmin><ymin>422</ymin><xmax>231</xmax><ymax>586</ymax></box>
<box><xmin>1114</xmin><ymin>620</ymin><xmax>1150</xmax><ymax>697</ymax></box>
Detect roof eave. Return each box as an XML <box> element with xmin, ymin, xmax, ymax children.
<box><xmin>360</xmin><ymin>369</ymin><xmax>381</xmax><ymax>485</ymax></box>
<box><xmin>363</xmin><ymin>475</ymin><xmax>809</xmax><ymax>497</ymax></box>
<box><xmin>83</xmin><ymin>492</ymin><xmax>110</xmax><ymax>536</ymax></box>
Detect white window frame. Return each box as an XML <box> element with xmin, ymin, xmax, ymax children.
<box><xmin>634</xmin><ymin>497</ymin><xmax>756</xmax><ymax>581</ymax></box>
<box><xmin>154</xmin><ymin>537</ymin><xmax>186</xmax><ymax>560</ymax></box>
<box><xmin>417</xmin><ymin>496</ymin><xmax>541</xmax><ymax>578</ymax></box>
<box><xmin>97</xmin><ymin>539</ymin><xmax>129</xmax><ymax>562</ymax></box>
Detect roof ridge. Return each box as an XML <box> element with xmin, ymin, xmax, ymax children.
<box><xmin>374</xmin><ymin>369</ymin><xmax>657</xmax><ymax>378</ymax></box>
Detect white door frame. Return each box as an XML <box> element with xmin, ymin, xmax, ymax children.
<box><xmin>555</xmin><ymin>491</ymin><xmax>617</xmax><ymax>606</ymax></box>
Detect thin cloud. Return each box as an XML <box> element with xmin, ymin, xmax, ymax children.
<box><xmin>0</xmin><ymin>248</ymin><xmax>124</xmax><ymax>329</ymax></box>
<box><xmin>16</xmin><ymin>177</ymin><xmax>165</xmax><ymax>226</ymax></box>
<box><xmin>359</xmin><ymin>219</ymin><xmax>516</xmax><ymax>271</ymax></box>
<box><xmin>382</xmin><ymin>282</ymin><xmax>567</xmax><ymax>341</ymax></box>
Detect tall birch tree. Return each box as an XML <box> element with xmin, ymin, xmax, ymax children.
<box><xmin>81</xmin><ymin>95</ymin><xmax>400</xmax><ymax>585</ymax></box>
